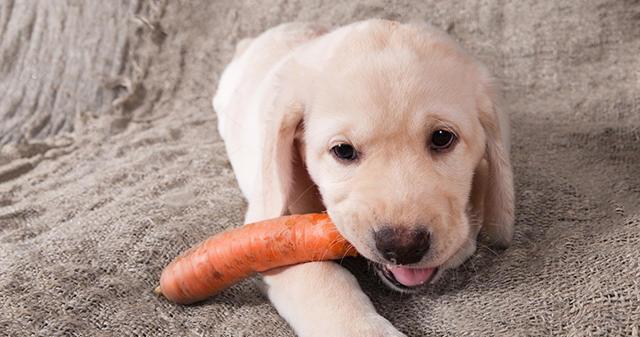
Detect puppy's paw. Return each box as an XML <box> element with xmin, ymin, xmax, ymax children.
<box><xmin>344</xmin><ymin>315</ymin><xmax>407</xmax><ymax>337</ymax></box>
<box><xmin>299</xmin><ymin>314</ymin><xmax>405</xmax><ymax>337</ymax></box>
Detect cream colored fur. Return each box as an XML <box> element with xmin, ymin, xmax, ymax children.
<box><xmin>213</xmin><ymin>19</ymin><xmax>514</xmax><ymax>337</ymax></box>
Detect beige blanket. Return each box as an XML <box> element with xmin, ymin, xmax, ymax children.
<box><xmin>1</xmin><ymin>1</ymin><xmax>639</xmax><ymax>336</ymax></box>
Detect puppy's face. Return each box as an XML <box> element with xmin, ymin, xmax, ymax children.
<box><xmin>302</xmin><ymin>29</ymin><xmax>488</xmax><ymax>290</ymax></box>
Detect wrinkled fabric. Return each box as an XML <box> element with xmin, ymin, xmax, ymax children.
<box><xmin>1</xmin><ymin>1</ymin><xmax>639</xmax><ymax>336</ymax></box>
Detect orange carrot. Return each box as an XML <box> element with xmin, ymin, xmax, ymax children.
<box><xmin>154</xmin><ymin>213</ymin><xmax>357</xmax><ymax>304</ymax></box>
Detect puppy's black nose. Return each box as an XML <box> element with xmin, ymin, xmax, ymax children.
<box><xmin>374</xmin><ymin>226</ymin><xmax>430</xmax><ymax>265</ymax></box>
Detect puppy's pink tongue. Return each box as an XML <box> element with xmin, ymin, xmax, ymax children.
<box><xmin>387</xmin><ymin>266</ymin><xmax>435</xmax><ymax>287</ymax></box>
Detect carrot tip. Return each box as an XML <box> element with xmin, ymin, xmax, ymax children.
<box><xmin>154</xmin><ymin>286</ymin><xmax>163</xmax><ymax>296</ymax></box>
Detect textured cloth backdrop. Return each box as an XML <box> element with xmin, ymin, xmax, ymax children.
<box><xmin>1</xmin><ymin>1</ymin><xmax>639</xmax><ymax>336</ymax></box>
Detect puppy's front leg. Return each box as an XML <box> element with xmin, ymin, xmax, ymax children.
<box><xmin>262</xmin><ymin>261</ymin><xmax>406</xmax><ymax>337</ymax></box>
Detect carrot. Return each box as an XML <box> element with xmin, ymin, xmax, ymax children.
<box><xmin>154</xmin><ymin>213</ymin><xmax>357</xmax><ymax>304</ymax></box>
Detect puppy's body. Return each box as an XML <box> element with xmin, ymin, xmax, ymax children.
<box><xmin>214</xmin><ymin>20</ymin><xmax>514</xmax><ymax>337</ymax></box>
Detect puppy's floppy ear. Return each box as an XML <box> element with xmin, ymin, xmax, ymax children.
<box><xmin>475</xmin><ymin>68</ymin><xmax>515</xmax><ymax>248</ymax></box>
<box><xmin>244</xmin><ymin>63</ymin><xmax>306</xmax><ymax>223</ymax></box>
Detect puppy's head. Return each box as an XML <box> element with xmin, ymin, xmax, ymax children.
<box><xmin>251</xmin><ymin>21</ymin><xmax>513</xmax><ymax>291</ymax></box>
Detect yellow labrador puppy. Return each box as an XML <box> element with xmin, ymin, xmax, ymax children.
<box><xmin>213</xmin><ymin>19</ymin><xmax>514</xmax><ymax>337</ymax></box>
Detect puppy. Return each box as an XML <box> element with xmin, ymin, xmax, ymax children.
<box><xmin>213</xmin><ymin>20</ymin><xmax>514</xmax><ymax>337</ymax></box>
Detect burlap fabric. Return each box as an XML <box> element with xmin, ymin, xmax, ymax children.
<box><xmin>1</xmin><ymin>1</ymin><xmax>638</xmax><ymax>336</ymax></box>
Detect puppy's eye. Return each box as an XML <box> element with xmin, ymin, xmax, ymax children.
<box><xmin>430</xmin><ymin>130</ymin><xmax>456</xmax><ymax>151</ymax></box>
<box><xmin>331</xmin><ymin>143</ymin><xmax>358</xmax><ymax>162</ymax></box>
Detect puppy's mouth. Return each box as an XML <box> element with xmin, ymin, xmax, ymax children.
<box><xmin>374</xmin><ymin>263</ymin><xmax>438</xmax><ymax>291</ymax></box>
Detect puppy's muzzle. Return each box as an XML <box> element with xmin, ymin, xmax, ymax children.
<box><xmin>374</xmin><ymin>226</ymin><xmax>430</xmax><ymax>265</ymax></box>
